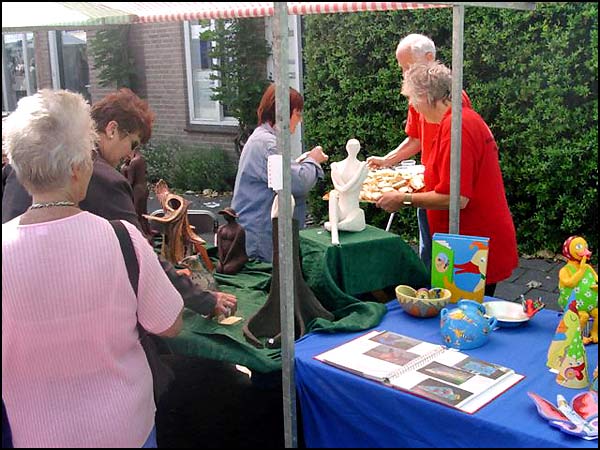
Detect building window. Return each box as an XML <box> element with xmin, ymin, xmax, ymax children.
<box><xmin>183</xmin><ymin>20</ymin><xmax>237</xmax><ymax>125</ymax></box>
<box><xmin>49</xmin><ymin>30</ymin><xmax>91</xmax><ymax>103</ymax></box>
<box><xmin>2</xmin><ymin>32</ymin><xmax>37</xmax><ymax>113</ymax></box>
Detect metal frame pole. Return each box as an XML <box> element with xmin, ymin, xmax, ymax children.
<box><xmin>273</xmin><ymin>2</ymin><xmax>297</xmax><ymax>448</ymax></box>
<box><xmin>449</xmin><ymin>4</ymin><xmax>464</xmax><ymax>235</ymax></box>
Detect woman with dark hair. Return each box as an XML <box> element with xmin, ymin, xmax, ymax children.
<box><xmin>231</xmin><ymin>83</ymin><xmax>329</xmax><ymax>263</ymax></box>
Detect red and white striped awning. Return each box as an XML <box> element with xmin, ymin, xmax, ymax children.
<box><xmin>99</xmin><ymin>2</ymin><xmax>449</xmax><ymax>23</ymax></box>
<box><xmin>2</xmin><ymin>2</ymin><xmax>451</xmax><ymax>30</ymax></box>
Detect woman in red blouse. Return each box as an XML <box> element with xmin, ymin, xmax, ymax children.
<box><xmin>377</xmin><ymin>61</ymin><xmax>518</xmax><ymax>296</ymax></box>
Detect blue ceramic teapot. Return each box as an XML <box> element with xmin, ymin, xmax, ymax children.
<box><xmin>440</xmin><ymin>300</ymin><xmax>497</xmax><ymax>350</ymax></box>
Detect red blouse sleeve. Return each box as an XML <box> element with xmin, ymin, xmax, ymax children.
<box><xmin>405</xmin><ymin>104</ymin><xmax>421</xmax><ymax>139</ymax></box>
<box><xmin>432</xmin><ymin>115</ymin><xmax>476</xmax><ymax>200</ymax></box>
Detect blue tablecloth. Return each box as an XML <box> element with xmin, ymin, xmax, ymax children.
<box><xmin>295</xmin><ymin>299</ymin><xmax>598</xmax><ymax>448</ymax></box>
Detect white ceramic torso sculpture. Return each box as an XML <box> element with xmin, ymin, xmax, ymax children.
<box><xmin>324</xmin><ymin>139</ymin><xmax>369</xmax><ymax>245</ymax></box>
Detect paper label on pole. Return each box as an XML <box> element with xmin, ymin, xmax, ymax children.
<box><xmin>268</xmin><ymin>154</ymin><xmax>283</xmax><ymax>191</ymax></box>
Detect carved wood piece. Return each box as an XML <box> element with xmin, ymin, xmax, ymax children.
<box><xmin>242</xmin><ymin>218</ymin><xmax>334</xmax><ymax>349</ymax></box>
<box><xmin>143</xmin><ymin>179</ymin><xmax>212</xmax><ymax>269</ymax></box>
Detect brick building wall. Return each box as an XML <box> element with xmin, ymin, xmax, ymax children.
<box><xmin>131</xmin><ymin>23</ymin><xmax>238</xmax><ymax>157</ymax></box>
<box><xmin>31</xmin><ymin>24</ymin><xmax>238</xmax><ymax>160</ymax></box>
<box><xmin>33</xmin><ymin>32</ymin><xmax>52</xmax><ymax>90</ymax></box>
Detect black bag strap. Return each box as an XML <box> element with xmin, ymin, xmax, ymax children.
<box><xmin>109</xmin><ymin>221</ymin><xmax>175</xmax><ymax>404</ymax></box>
<box><xmin>109</xmin><ymin>219</ymin><xmax>150</xmax><ymax>341</ymax></box>
<box><xmin>109</xmin><ymin>219</ymin><xmax>139</xmax><ymax>296</ymax></box>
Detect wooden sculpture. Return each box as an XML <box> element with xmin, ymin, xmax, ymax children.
<box><xmin>143</xmin><ymin>179</ymin><xmax>214</xmax><ymax>271</ymax></box>
<box><xmin>216</xmin><ymin>207</ymin><xmax>248</xmax><ymax>275</ymax></box>
<box><xmin>243</xmin><ymin>195</ymin><xmax>334</xmax><ymax>349</ymax></box>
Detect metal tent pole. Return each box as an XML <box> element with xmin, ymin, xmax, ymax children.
<box><xmin>449</xmin><ymin>4</ymin><xmax>465</xmax><ymax>235</ymax></box>
<box><xmin>273</xmin><ymin>2</ymin><xmax>297</xmax><ymax>448</ymax></box>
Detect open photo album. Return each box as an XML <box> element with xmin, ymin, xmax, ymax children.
<box><xmin>315</xmin><ymin>330</ymin><xmax>524</xmax><ymax>414</ymax></box>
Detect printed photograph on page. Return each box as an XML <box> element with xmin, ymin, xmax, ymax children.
<box><xmin>411</xmin><ymin>378</ymin><xmax>473</xmax><ymax>407</ymax></box>
<box><xmin>364</xmin><ymin>345</ymin><xmax>419</xmax><ymax>366</ymax></box>
<box><xmin>455</xmin><ymin>357</ymin><xmax>509</xmax><ymax>380</ymax></box>
<box><xmin>369</xmin><ymin>332</ymin><xmax>421</xmax><ymax>350</ymax></box>
<box><xmin>417</xmin><ymin>361</ymin><xmax>475</xmax><ymax>386</ymax></box>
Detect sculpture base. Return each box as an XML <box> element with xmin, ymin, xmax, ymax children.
<box><xmin>242</xmin><ymin>218</ymin><xmax>334</xmax><ymax>349</ymax></box>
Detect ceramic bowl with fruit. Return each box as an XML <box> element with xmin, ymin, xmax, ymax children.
<box><xmin>395</xmin><ymin>285</ymin><xmax>452</xmax><ymax>318</ymax></box>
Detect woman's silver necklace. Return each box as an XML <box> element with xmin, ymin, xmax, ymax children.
<box><xmin>29</xmin><ymin>201</ymin><xmax>76</xmax><ymax>210</ymax></box>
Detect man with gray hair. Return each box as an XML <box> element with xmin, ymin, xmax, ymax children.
<box><xmin>367</xmin><ymin>33</ymin><xmax>471</xmax><ymax>273</ymax></box>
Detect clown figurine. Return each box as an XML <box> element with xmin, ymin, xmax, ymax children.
<box><xmin>558</xmin><ymin>236</ymin><xmax>598</xmax><ymax>344</ymax></box>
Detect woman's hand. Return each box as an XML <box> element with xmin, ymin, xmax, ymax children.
<box><xmin>366</xmin><ymin>156</ymin><xmax>390</xmax><ymax>169</ymax></box>
<box><xmin>211</xmin><ymin>291</ymin><xmax>238</xmax><ymax>318</ymax></box>
<box><xmin>307</xmin><ymin>145</ymin><xmax>329</xmax><ymax>164</ymax></box>
<box><xmin>376</xmin><ymin>191</ymin><xmax>404</xmax><ymax>213</ymax></box>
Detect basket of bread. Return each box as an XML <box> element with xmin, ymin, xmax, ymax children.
<box><xmin>359</xmin><ymin>161</ymin><xmax>425</xmax><ymax>203</ymax></box>
<box><xmin>322</xmin><ymin>160</ymin><xmax>426</xmax><ymax>202</ymax></box>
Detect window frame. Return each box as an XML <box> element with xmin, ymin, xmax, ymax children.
<box><xmin>48</xmin><ymin>30</ymin><xmax>91</xmax><ymax>103</ymax></box>
<box><xmin>183</xmin><ymin>20</ymin><xmax>238</xmax><ymax>127</ymax></box>
<box><xmin>2</xmin><ymin>32</ymin><xmax>37</xmax><ymax>114</ymax></box>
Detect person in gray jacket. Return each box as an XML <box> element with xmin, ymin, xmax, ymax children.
<box><xmin>231</xmin><ymin>83</ymin><xmax>328</xmax><ymax>263</ymax></box>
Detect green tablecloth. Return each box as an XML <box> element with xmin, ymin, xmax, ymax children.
<box><xmin>299</xmin><ymin>225</ymin><xmax>429</xmax><ymax>298</ymax></box>
<box><xmin>164</xmin><ymin>260</ymin><xmax>285</xmax><ymax>373</ymax></box>
<box><xmin>165</xmin><ymin>236</ymin><xmax>394</xmax><ymax>373</ymax></box>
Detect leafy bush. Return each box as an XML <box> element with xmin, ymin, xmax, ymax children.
<box><xmin>302</xmin><ymin>3</ymin><xmax>598</xmax><ymax>256</ymax></box>
<box><xmin>143</xmin><ymin>139</ymin><xmax>236</xmax><ymax>192</ymax></box>
<box><xmin>143</xmin><ymin>140</ymin><xmax>179</xmax><ymax>184</ymax></box>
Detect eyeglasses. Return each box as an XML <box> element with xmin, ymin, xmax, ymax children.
<box><xmin>117</xmin><ymin>125</ymin><xmax>141</xmax><ymax>152</ymax></box>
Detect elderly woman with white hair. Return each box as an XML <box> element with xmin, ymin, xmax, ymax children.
<box><xmin>376</xmin><ymin>61</ymin><xmax>518</xmax><ymax>297</ymax></box>
<box><xmin>1</xmin><ymin>90</ymin><xmax>184</xmax><ymax>448</ymax></box>
<box><xmin>2</xmin><ymin>88</ymin><xmax>237</xmax><ymax>321</ymax></box>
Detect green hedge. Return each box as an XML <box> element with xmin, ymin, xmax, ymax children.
<box><xmin>143</xmin><ymin>139</ymin><xmax>236</xmax><ymax>192</ymax></box>
<box><xmin>302</xmin><ymin>2</ymin><xmax>598</xmax><ymax>256</ymax></box>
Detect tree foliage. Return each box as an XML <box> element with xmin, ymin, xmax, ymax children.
<box><xmin>201</xmin><ymin>18</ymin><xmax>271</xmax><ymax>155</ymax></box>
<box><xmin>302</xmin><ymin>3</ymin><xmax>598</xmax><ymax>256</ymax></box>
<box><xmin>88</xmin><ymin>26</ymin><xmax>136</xmax><ymax>89</ymax></box>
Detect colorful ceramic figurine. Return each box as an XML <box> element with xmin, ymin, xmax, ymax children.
<box><xmin>527</xmin><ymin>391</ymin><xmax>598</xmax><ymax>440</ymax></box>
<box><xmin>521</xmin><ymin>295</ymin><xmax>545</xmax><ymax>318</ymax></box>
<box><xmin>547</xmin><ymin>300</ymin><xmax>589</xmax><ymax>388</ymax></box>
<box><xmin>558</xmin><ymin>236</ymin><xmax>598</xmax><ymax>344</ymax></box>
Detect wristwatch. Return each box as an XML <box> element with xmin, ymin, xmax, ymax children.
<box><xmin>402</xmin><ymin>193</ymin><xmax>413</xmax><ymax>207</ymax></box>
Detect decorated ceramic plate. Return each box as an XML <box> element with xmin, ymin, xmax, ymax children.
<box><xmin>484</xmin><ymin>301</ymin><xmax>530</xmax><ymax>327</ymax></box>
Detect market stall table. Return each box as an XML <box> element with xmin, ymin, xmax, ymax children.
<box><xmin>162</xmin><ymin>244</ymin><xmax>389</xmax><ymax>372</ymax></box>
<box><xmin>299</xmin><ymin>224</ymin><xmax>429</xmax><ymax>303</ymax></box>
<box><xmin>295</xmin><ymin>299</ymin><xmax>598</xmax><ymax>448</ymax></box>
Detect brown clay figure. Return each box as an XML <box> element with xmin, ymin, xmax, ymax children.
<box><xmin>216</xmin><ymin>207</ymin><xmax>248</xmax><ymax>275</ymax></box>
